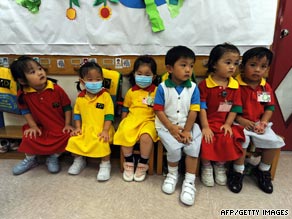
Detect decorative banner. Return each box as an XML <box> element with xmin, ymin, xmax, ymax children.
<box><xmin>0</xmin><ymin>0</ymin><xmax>278</xmax><ymax>56</ymax></box>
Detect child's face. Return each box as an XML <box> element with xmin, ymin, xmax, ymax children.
<box><xmin>80</xmin><ymin>68</ymin><xmax>103</xmax><ymax>84</ymax></box>
<box><xmin>213</xmin><ymin>52</ymin><xmax>239</xmax><ymax>79</ymax></box>
<box><xmin>167</xmin><ymin>57</ymin><xmax>194</xmax><ymax>85</ymax></box>
<box><xmin>23</xmin><ymin>61</ymin><xmax>47</xmax><ymax>91</ymax></box>
<box><xmin>135</xmin><ymin>64</ymin><xmax>154</xmax><ymax>77</ymax></box>
<box><xmin>243</xmin><ymin>56</ymin><xmax>269</xmax><ymax>83</ymax></box>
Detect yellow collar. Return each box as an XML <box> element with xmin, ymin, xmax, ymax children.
<box><xmin>23</xmin><ymin>80</ymin><xmax>54</xmax><ymax>93</ymax></box>
<box><xmin>206</xmin><ymin>74</ymin><xmax>239</xmax><ymax>89</ymax></box>
<box><xmin>236</xmin><ymin>74</ymin><xmax>266</xmax><ymax>86</ymax></box>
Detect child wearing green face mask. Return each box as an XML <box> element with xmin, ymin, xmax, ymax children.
<box><xmin>66</xmin><ymin>62</ymin><xmax>115</xmax><ymax>181</ymax></box>
<box><xmin>114</xmin><ymin>55</ymin><xmax>159</xmax><ymax>182</ymax></box>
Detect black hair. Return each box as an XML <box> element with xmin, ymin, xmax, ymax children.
<box><xmin>206</xmin><ymin>43</ymin><xmax>240</xmax><ymax>74</ymax></box>
<box><xmin>128</xmin><ymin>55</ymin><xmax>158</xmax><ymax>86</ymax></box>
<box><xmin>76</xmin><ymin>62</ymin><xmax>103</xmax><ymax>91</ymax></box>
<box><xmin>9</xmin><ymin>56</ymin><xmax>42</xmax><ymax>84</ymax></box>
<box><xmin>165</xmin><ymin>45</ymin><xmax>196</xmax><ymax>66</ymax></box>
<box><xmin>9</xmin><ymin>56</ymin><xmax>57</xmax><ymax>104</ymax></box>
<box><xmin>241</xmin><ymin>47</ymin><xmax>273</xmax><ymax>67</ymax></box>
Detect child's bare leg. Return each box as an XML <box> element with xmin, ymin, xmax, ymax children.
<box><xmin>139</xmin><ymin>133</ymin><xmax>153</xmax><ymax>160</ymax></box>
<box><xmin>134</xmin><ymin>134</ymin><xmax>153</xmax><ymax>181</ymax></box>
<box><xmin>261</xmin><ymin>148</ymin><xmax>278</xmax><ymax>166</ymax></box>
<box><xmin>185</xmin><ymin>155</ymin><xmax>198</xmax><ymax>174</ymax></box>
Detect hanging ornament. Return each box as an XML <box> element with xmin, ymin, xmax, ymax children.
<box><xmin>16</xmin><ymin>0</ymin><xmax>41</xmax><ymax>14</ymax></box>
<box><xmin>66</xmin><ymin>0</ymin><xmax>80</xmax><ymax>20</ymax></box>
<box><xmin>93</xmin><ymin>0</ymin><xmax>119</xmax><ymax>20</ymax></box>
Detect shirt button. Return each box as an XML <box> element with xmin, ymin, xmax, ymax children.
<box><xmin>177</xmin><ymin>110</ymin><xmax>179</xmax><ymax>113</ymax></box>
<box><xmin>178</xmin><ymin>97</ymin><xmax>180</xmax><ymax>99</ymax></box>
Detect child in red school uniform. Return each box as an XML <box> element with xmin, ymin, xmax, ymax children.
<box><xmin>66</xmin><ymin>62</ymin><xmax>115</xmax><ymax>181</ymax></box>
<box><xmin>114</xmin><ymin>55</ymin><xmax>159</xmax><ymax>182</ymax></box>
<box><xmin>9</xmin><ymin>56</ymin><xmax>73</xmax><ymax>175</ymax></box>
<box><xmin>198</xmin><ymin>43</ymin><xmax>245</xmax><ymax>187</ymax></box>
<box><xmin>228</xmin><ymin>47</ymin><xmax>285</xmax><ymax>194</ymax></box>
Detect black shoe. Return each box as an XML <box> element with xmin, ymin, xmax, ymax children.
<box><xmin>254</xmin><ymin>168</ymin><xmax>273</xmax><ymax>194</ymax></box>
<box><xmin>227</xmin><ymin>169</ymin><xmax>244</xmax><ymax>193</ymax></box>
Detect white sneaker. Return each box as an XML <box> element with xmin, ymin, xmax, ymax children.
<box><xmin>201</xmin><ymin>165</ymin><xmax>214</xmax><ymax>187</ymax></box>
<box><xmin>162</xmin><ymin>173</ymin><xmax>179</xmax><ymax>194</ymax></box>
<box><xmin>68</xmin><ymin>157</ymin><xmax>86</xmax><ymax>175</ymax></box>
<box><xmin>180</xmin><ymin>180</ymin><xmax>196</xmax><ymax>206</ymax></box>
<box><xmin>214</xmin><ymin>164</ymin><xmax>227</xmax><ymax>185</ymax></box>
<box><xmin>134</xmin><ymin>163</ymin><xmax>149</xmax><ymax>182</ymax></box>
<box><xmin>97</xmin><ymin>162</ymin><xmax>111</xmax><ymax>181</ymax></box>
<box><xmin>123</xmin><ymin>162</ymin><xmax>135</xmax><ymax>182</ymax></box>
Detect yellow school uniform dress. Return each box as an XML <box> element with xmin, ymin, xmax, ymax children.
<box><xmin>114</xmin><ymin>84</ymin><xmax>158</xmax><ymax>147</ymax></box>
<box><xmin>66</xmin><ymin>89</ymin><xmax>115</xmax><ymax>158</ymax></box>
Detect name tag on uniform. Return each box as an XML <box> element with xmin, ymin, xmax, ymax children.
<box><xmin>96</xmin><ymin>103</ymin><xmax>104</xmax><ymax>109</ymax></box>
<box><xmin>142</xmin><ymin>96</ymin><xmax>154</xmax><ymax>107</ymax></box>
<box><xmin>257</xmin><ymin>91</ymin><xmax>271</xmax><ymax>102</ymax></box>
<box><xmin>217</xmin><ymin>102</ymin><xmax>232</xmax><ymax>112</ymax></box>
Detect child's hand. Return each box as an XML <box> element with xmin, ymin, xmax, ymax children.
<box><xmin>63</xmin><ymin>125</ymin><xmax>74</xmax><ymax>134</ymax></box>
<box><xmin>242</xmin><ymin>120</ymin><xmax>255</xmax><ymax>131</ymax></box>
<box><xmin>99</xmin><ymin>130</ymin><xmax>110</xmax><ymax>142</ymax></box>
<box><xmin>253</xmin><ymin>121</ymin><xmax>267</xmax><ymax>134</ymax></box>
<box><xmin>202</xmin><ymin>127</ymin><xmax>214</xmax><ymax>144</ymax></box>
<box><xmin>24</xmin><ymin>126</ymin><xmax>41</xmax><ymax>139</ymax></box>
<box><xmin>169</xmin><ymin>124</ymin><xmax>184</xmax><ymax>142</ymax></box>
<box><xmin>180</xmin><ymin>131</ymin><xmax>192</xmax><ymax>145</ymax></box>
<box><xmin>71</xmin><ymin>128</ymin><xmax>82</xmax><ymax>136</ymax></box>
<box><xmin>220</xmin><ymin>124</ymin><xmax>233</xmax><ymax>136</ymax></box>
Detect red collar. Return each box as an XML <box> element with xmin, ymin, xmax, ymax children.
<box><xmin>132</xmin><ymin>84</ymin><xmax>156</xmax><ymax>92</ymax></box>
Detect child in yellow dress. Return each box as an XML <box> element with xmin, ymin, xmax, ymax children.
<box><xmin>114</xmin><ymin>55</ymin><xmax>159</xmax><ymax>182</ymax></box>
<box><xmin>66</xmin><ymin>62</ymin><xmax>115</xmax><ymax>181</ymax></box>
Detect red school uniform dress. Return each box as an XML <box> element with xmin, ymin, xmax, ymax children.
<box><xmin>17</xmin><ymin>80</ymin><xmax>72</xmax><ymax>155</ymax></box>
<box><xmin>199</xmin><ymin>75</ymin><xmax>244</xmax><ymax>162</ymax></box>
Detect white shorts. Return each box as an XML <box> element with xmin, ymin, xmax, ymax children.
<box><xmin>242</xmin><ymin>122</ymin><xmax>285</xmax><ymax>149</ymax></box>
<box><xmin>157</xmin><ymin>123</ymin><xmax>202</xmax><ymax>162</ymax></box>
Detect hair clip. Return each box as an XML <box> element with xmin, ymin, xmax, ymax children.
<box><xmin>80</xmin><ymin>59</ymin><xmax>88</xmax><ymax>67</ymax></box>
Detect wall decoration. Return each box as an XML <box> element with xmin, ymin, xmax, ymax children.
<box><xmin>66</xmin><ymin>0</ymin><xmax>80</xmax><ymax>20</ymax></box>
<box><xmin>1</xmin><ymin>1</ymin><xmax>278</xmax><ymax>56</ymax></box>
<box><xmin>93</xmin><ymin>0</ymin><xmax>119</xmax><ymax>20</ymax></box>
<box><xmin>16</xmin><ymin>0</ymin><xmax>41</xmax><ymax>14</ymax></box>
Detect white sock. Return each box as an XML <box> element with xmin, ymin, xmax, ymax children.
<box><xmin>168</xmin><ymin>165</ymin><xmax>178</xmax><ymax>176</ymax></box>
<box><xmin>258</xmin><ymin>162</ymin><xmax>271</xmax><ymax>171</ymax></box>
<box><xmin>233</xmin><ymin>164</ymin><xmax>245</xmax><ymax>173</ymax></box>
<box><xmin>185</xmin><ymin>172</ymin><xmax>196</xmax><ymax>184</ymax></box>
<box><xmin>26</xmin><ymin>155</ymin><xmax>36</xmax><ymax>160</ymax></box>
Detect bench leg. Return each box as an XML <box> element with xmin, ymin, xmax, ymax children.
<box><xmin>270</xmin><ymin>148</ymin><xmax>280</xmax><ymax>180</ymax></box>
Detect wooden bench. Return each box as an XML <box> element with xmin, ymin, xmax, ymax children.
<box><xmin>0</xmin><ymin>125</ymin><xmax>24</xmax><ymax>159</ymax></box>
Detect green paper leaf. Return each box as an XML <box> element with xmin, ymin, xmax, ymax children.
<box><xmin>109</xmin><ymin>0</ymin><xmax>119</xmax><ymax>3</ymax></box>
<box><xmin>93</xmin><ymin>0</ymin><xmax>105</xmax><ymax>6</ymax></box>
<box><xmin>72</xmin><ymin>0</ymin><xmax>80</xmax><ymax>7</ymax></box>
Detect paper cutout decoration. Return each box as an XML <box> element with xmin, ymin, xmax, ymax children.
<box><xmin>93</xmin><ymin>0</ymin><xmax>119</xmax><ymax>20</ymax></box>
<box><xmin>119</xmin><ymin>0</ymin><xmax>183</xmax><ymax>32</ymax></box>
<box><xmin>66</xmin><ymin>0</ymin><xmax>80</xmax><ymax>20</ymax></box>
<box><xmin>16</xmin><ymin>0</ymin><xmax>41</xmax><ymax>14</ymax></box>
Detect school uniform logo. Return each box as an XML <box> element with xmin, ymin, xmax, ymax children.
<box><xmin>52</xmin><ymin>102</ymin><xmax>60</xmax><ymax>108</ymax></box>
<box><xmin>96</xmin><ymin>103</ymin><xmax>104</xmax><ymax>109</ymax></box>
